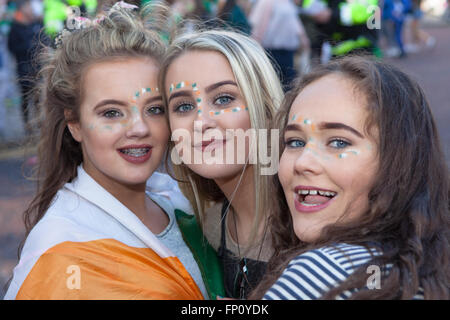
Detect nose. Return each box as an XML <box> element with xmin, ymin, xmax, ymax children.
<box><xmin>125</xmin><ymin>112</ymin><xmax>150</xmax><ymax>139</ymax></box>
<box><xmin>293</xmin><ymin>146</ymin><xmax>323</xmax><ymax>176</ymax></box>
<box><xmin>193</xmin><ymin>106</ymin><xmax>217</xmax><ymax>134</ymax></box>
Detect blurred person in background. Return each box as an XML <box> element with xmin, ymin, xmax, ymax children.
<box><xmin>382</xmin><ymin>0</ymin><xmax>412</xmax><ymax>58</ymax></box>
<box><xmin>404</xmin><ymin>0</ymin><xmax>436</xmax><ymax>53</ymax></box>
<box><xmin>249</xmin><ymin>0</ymin><xmax>310</xmax><ymax>90</ymax></box>
<box><xmin>299</xmin><ymin>0</ymin><xmax>381</xmax><ymax>63</ymax></box>
<box><xmin>297</xmin><ymin>0</ymin><xmax>331</xmax><ymax>64</ymax></box>
<box><xmin>216</xmin><ymin>0</ymin><xmax>251</xmax><ymax>34</ymax></box>
<box><xmin>7</xmin><ymin>0</ymin><xmax>44</xmax><ymax>135</ymax></box>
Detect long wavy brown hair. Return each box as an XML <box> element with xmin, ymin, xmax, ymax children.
<box><xmin>19</xmin><ymin>3</ymin><xmax>171</xmax><ymax>246</ymax></box>
<box><xmin>250</xmin><ymin>55</ymin><xmax>450</xmax><ymax>299</ymax></box>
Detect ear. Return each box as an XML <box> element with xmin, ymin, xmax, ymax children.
<box><xmin>64</xmin><ymin>109</ymin><xmax>82</xmax><ymax>143</ymax></box>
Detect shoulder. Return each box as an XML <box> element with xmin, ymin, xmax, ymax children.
<box><xmin>263</xmin><ymin>243</ymin><xmax>381</xmax><ymax>300</ymax></box>
<box><xmin>286</xmin><ymin>243</ymin><xmax>380</xmax><ymax>276</ymax></box>
<box><xmin>7</xmin><ymin>239</ymin><xmax>107</xmax><ymax>299</ymax></box>
<box><xmin>146</xmin><ymin>172</ymin><xmax>194</xmax><ymax>215</ymax></box>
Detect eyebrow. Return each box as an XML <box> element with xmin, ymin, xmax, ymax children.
<box><xmin>204</xmin><ymin>80</ymin><xmax>238</xmax><ymax>93</ymax></box>
<box><xmin>167</xmin><ymin>90</ymin><xmax>192</xmax><ymax>104</ymax></box>
<box><xmin>167</xmin><ymin>80</ymin><xmax>238</xmax><ymax>104</ymax></box>
<box><xmin>142</xmin><ymin>95</ymin><xmax>163</xmax><ymax>105</ymax></box>
<box><xmin>94</xmin><ymin>95</ymin><xmax>163</xmax><ymax>110</ymax></box>
<box><xmin>319</xmin><ymin>122</ymin><xmax>364</xmax><ymax>138</ymax></box>
<box><xmin>284</xmin><ymin>121</ymin><xmax>364</xmax><ymax>138</ymax></box>
<box><xmin>94</xmin><ymin>99</ymin><xmax>127</xmax><ymax>110</ymax></box>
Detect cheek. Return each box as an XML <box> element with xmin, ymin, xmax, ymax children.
<box><xmin>229</xmin><ymin>112</ymin><xmax>251</xmax><ymax>131</ymax></box>
<box><xmin>169</xmin><ymin>114</ymin><xmax>194</xmax><ymax>132</ymax></box>
<box><xmin>330</xmin><ymin>155</ymin><xmax>377</xmax><ymax>190</ymax></box>
<box><xmin>150</xmin><ymin>120</ymin><xmax>169</xmax><ymax>141</ymax></box>
<box><xmin>330</xmin><ymin>160</ymin><xmax>376</xmax><ymax>217</ymax></box>
<box><xmin>82</xmin><ymin>125</ymin><xmax>123</xmax><ymax>148</ymax></box>
<box><xmin>278</xmin><ymin>152</ymin><xmax>293</xmax><ymax>191</ymax></box>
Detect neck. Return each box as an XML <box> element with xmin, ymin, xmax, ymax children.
<box><xmin>109</xmin><ymin>183</ymin><xmax>148</xmax><ymax>216</ymax></box>
<box><xmin>83</xmin><ymin>164</ymin><xmax>148</xmax><ymax>219</ymax></box>
<box><xmin>214</xmin><ymin>165</ymin><xmax>257</xmax><ymax>245</ymax></box>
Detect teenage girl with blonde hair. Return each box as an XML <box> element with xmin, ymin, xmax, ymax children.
<box><xmin>160</xmin><ymin>28</ymin><xmax>284</xmax><ymax>299</ymax></box>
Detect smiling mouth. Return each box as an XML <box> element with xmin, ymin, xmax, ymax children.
<box><xmin>117</xmin><ymin>145</ymin><xmax>153</xmax><ymax>164</ymax></box>
<box><xmin>294</xmin><ymin>187</ymin><xmax>337</xmax><ymax>212</ymax></box>
<box><xmin>194</xmin><ymin>139</ymin><xmax>225</xmax><ymax>152</ymax></box>
<box><xmin>118</xmin><ymin>147</ymin><xmax>151</xmax><ymax>157</ymax></box>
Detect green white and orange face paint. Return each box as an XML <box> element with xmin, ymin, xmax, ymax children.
<box><xmin>288</xmin><ymin>114</ymin><xmax>368</xmax><ymax>160</ymax></box>
<box><xmin>169</xmin><ymin>81</ymin><xmax>249</xmax><ymax>118</ymax></box>
<box><xmin>166</xmin><ymin>80</ymin><xmax>283</xmax><ymax>175</ymax></box>
<box><xmin>88</xmin><ymin>86</ymin><xmax>159</xmax><ymax>131</ymax></box>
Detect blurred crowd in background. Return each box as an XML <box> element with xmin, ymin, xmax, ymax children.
<box><xmin>0</xmin><ymin>0</ymin><xmax>449</xmax><ymax>145</ymax></box>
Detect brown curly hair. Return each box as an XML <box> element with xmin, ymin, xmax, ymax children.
<box><xmin>250</xmin><ymin>55</ymin><xmax>450</xmax><ymax>299</ymax></box>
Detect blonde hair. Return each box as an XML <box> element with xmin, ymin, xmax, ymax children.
<box><xmin>159</xmin><ymin>29</ymin><xmax>284</xmax><ymax>246</ymax></box>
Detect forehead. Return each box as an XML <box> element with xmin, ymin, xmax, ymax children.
<box><xmin>82</xmin><ymin>58</ymin><xmax>159</xmax><ymax>99</ymax></box>
<box><xmin>165</xmin><ymin>50</ymin><xmax>236</xmax><ymax>86</ymax></box>
<box><xmin>290</xmin><ymin>74</ymin><xmax>368</xmax><ymax>129</ymax></box>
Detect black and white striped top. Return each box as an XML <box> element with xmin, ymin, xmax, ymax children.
<box><xmin>263</xmin><ymin>243</ymin><xmax>424</xmax><ymax>300</ymax></box>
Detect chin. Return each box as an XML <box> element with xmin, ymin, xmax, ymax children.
<box><xmin>119</xmin><ymin>166</ymin><xmax>156</xmax><ymax>184</ymax></box>
<box><xmin>292</xmin><ymin>219</ymin><xmax>321</xmax><ymax>243</ymax></box>
<box><xmin>188</xmin><ymin>163</ymin><xmax>246</xmax><ymax>181</ymax></box>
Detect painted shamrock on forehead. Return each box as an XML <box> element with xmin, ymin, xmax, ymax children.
<box><xmin>169</xmin><ymin>81</ymin><xmax>249</xmax><ymax>117</ymax></box>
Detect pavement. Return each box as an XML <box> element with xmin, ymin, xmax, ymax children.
<box><xmin>0</xmin><ymin>23</ymin><xmax>449</xmax><ymax>299</ymax></box>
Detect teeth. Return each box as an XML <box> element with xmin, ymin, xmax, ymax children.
<box><xmin>120</xmin><ymin>148</ymin><xmax>149</xmax><ymax>157</ymax></box>
<box><xmin>300</xmin><ymin>202</ymin><xmax>321</xmax><ymax>207</ymax></box>
<box><xmin>297</xmin><ymin>189</ymin><xmax>336</xmax><ymax>197</ymax></box>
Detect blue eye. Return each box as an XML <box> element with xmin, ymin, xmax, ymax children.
<box><xmin>102</xmin><ymin>109</ymin><xmax>123</xmax><ymax>118</ymax></box>
<box><xmin>285</xmin><ymin>139</ymin><xmax>305</xmax><ymax>148</ymax></box>
<box><xmin>214</xmin><ymin>95</ymin><xmax>234</xmax><ymax>105</ymax></box>
<box><xmin>146</xmin><ymin>106</ymin><xmax>164</xmax><ymax>115</ymax></box>
<box><xmin>175</xmin><ymin>103</ymin><xmax>195</xmax><ymax>113</ymax></box>
<box><xmin>329</xmin><ymin>139</ymin><xmax>351</xmax><ymax>149</ymax></box>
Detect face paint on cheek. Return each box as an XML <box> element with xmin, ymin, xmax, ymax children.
<box><xmin>337</xmin><ymin>149</ymin><xmax>361</xmax><ymax>159</ymax></box>
<box><xmin>120</xmin><ymin>119</ymin><xmax>129</xmax><ymax>127</ymax></box>
<box><xmin>196</xmin><ymin>96</ymin><xmax>203</xmax><ymax>117</ymax></box>
<box><xmin>208</xmin><ymin>105</ymin><xmax>248</xmax><ymax>117</ymax></box>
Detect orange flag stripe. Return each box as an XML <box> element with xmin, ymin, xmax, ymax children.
<box><xmin>16</xmin><ymin>238</ymin><xmax>204</xmax><ymax>300</ymax></box>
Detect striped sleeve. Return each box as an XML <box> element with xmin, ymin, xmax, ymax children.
<box><xmin>263</xmin><ymin>244</ymin><xmax>378</xmax><ymax>300</ymax></box>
